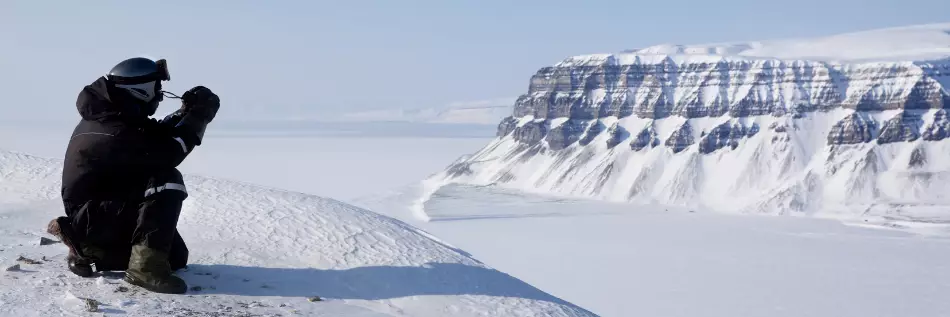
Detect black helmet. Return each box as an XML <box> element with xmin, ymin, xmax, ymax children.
<box><xmin>106</xmin><ymin>57</ymin><xmax>171</xmax><ymax>115</ymax></box>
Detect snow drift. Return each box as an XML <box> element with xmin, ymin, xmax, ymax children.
<box><xmin>430</xmin><ymin>23</ymin><xmax>950</xmax><ymax>219</ymax></box>
<box><xmin>0</xmin><ymin>150</ymin><xmax>594</xmax><ymax>317</ymax></box>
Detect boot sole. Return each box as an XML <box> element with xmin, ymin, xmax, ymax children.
<box><xmin>124</xmin><ymin>274</ymin><xmax>188</xmax><ymax>294</ymax></box>
<box><xmin>46</xmin><ymin>217</ymin><xmax>94</xmax><ymax>278</ymax></box>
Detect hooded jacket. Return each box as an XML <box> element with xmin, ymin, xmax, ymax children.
<box><xmin>61</xmin><ymin>77</ymin><xmax>191</xmax><ymax>206</ymax></box>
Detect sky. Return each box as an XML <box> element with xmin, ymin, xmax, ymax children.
<box><xmin>3</xmin><ymin>0</ymin><xmax>950</xmax><ymax>122</ymax></box>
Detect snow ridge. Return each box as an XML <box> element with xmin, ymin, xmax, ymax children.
<box><xmin>0</xmin><ymin>150</ymin><xmax>595</xmax><ymax>317</ymax></box>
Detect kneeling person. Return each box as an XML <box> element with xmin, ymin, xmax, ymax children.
<box><xmin>47</xmin><ymin>57</ymin><xmax>220</xmax><ymax>294</ymax></box>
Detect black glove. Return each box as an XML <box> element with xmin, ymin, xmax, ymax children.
<box><xmin>180</xmin><ymin>86</ymin><xmax>220</xmax><ymax>122</ymax></box>
<box><xmin>174</xmin><ymin>86</ymin><xmax>220</xmax><ymax>147</ymax></box>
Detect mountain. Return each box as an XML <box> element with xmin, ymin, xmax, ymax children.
<box><xmin>0</xmin><ymin>150</ymin><xmax>595</xmax><ymax>317</ymax></box>
<box><xmin>428</xmin><ymin>23</ymin><xmax>950</xmax><ymax>218</ymax></box>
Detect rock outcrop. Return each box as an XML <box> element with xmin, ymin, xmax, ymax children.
<box><xmin>665</xmin><ymin>123</ymin><xmax>694</xmax><ymax>153</ymax></box>
<box><xmin>511</xmin><ymin>120</ymin><xmax>546</xmax><ymax>144</ymax></box>
<box><xmin>877</xmin><ymin>112</ymin><xmax>922</xmax><ymax>144</ymax></box>
<box><xmin>496</xmin><ymin>116</ymin><xmax>519</xmax><ymax>137</ymax></box>
<box><xmin>827</xmin><ymin>113</ymin><xmax>876</xmax><ymax>145</ymax></box>
<box><xmin>699</xmin><ymin>122</ymin><xmax>760</xmax><ymax>153</ymax></box>
<box><xmin>605</xmin><ymin>124</ymin><xmax>628</xmax><ymax>149</ymax></box>
<box><xmin>545</xmin><ymin>120</ymin><xmax>588</xmax><ymax>150</ymax></box>
<box><xmin>503</xmin><ymin>55</ymin><xmax>950</xmax><ymax>150</ymax></box>
<box><xmin>579</xmin><ymin>121</ymin><xmax>605</xmax><ymax>146</ymax></box>
<box><xmin>630</xmin><ymin>125</ymin><xmax>660</xmax><ymax>151</ymax></box>
<box><xmin>923</xmin><ymin>109</ymin><xmax>950</xmax><ymax>141</ymax></box>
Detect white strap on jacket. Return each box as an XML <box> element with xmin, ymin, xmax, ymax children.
<box><xmin>173</xmin><ymin>137</ymin><xmax>189</xmax><ymax>153</ymax></box>
<box><xmin>144</xmin><ymin>183</ymin><xmax>187</xmax><ymax>197</ymax></box>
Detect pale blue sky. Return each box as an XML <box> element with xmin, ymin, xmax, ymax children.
<box><xmin>3</xmin><ymin>0</ymin><xmax>950</xmax><ymax>121</ymax></box>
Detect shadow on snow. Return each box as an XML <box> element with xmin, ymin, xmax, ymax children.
<box><xmin>181</xmin><ymin>262</ymin><xmax>591</xmax><ymax>313</ymax></box>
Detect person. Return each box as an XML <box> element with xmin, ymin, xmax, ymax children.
<box><xmin>45</xmin><ymin>57</ymin><xmax>220</xmax><ymax>294</ymax></box>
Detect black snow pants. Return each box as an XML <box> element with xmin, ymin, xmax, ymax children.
<box><xmin>65</xmin><ymin>168</ymin><xmax>189</xmax><ymax>272</ymax></box>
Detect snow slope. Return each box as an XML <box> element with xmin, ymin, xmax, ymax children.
<box><xmin>0</xmin><ymin>150</ymin><xmax>595</xmax><ymax>317</ymax></box>
<box><xmin>440</xmin><ymin>115</ymin><xmax>950</xmax><ymax>217</ymax></box>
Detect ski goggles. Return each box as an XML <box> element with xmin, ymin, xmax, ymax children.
<box><xmin>108</xmin><ymin>58</ymin><xmax>171</xmax><ymax>85</ymax></box>
<box><xmin>155</xmin><ymin>59</ymin><xmax>170</xmax><ymax>81</ymax></box>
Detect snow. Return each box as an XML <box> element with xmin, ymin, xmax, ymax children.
<box><xmin>1</xmin><ymin>120</ymin><xmax>950</xmax><ymax>316</ymax></box>
<box><xmin>560</xmin><ymin>23</ymin><xmax>950</xmax><ymax>65</ymax></box>
<box><xmin>358</xmin><ymin>183</ymin><xmax>950</xmax><ymax>317</ymax></box>
<box><xmin>5</xmin><ymin>22</ymin><xmax>950</xmax><ymax>315</ymax></box>
<box><xmin>0</xmin><ymin>148</ymin><xmax>593</xmax><ymax>317</ymax></box>
<box><xmin>442</xmin><ymin>85</ymin><xmax>950</xmax><ymax>217</ymax></box>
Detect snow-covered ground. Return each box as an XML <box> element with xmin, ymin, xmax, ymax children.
<box><xmin>359</xmin><ymin>184</ymin><xmax>950</xmax><ymax>317</ymax></box>
<box><xmin>0</xmin><ymin>148</ymin><xmax>593</xmax><ymax>316</ymax></box>
<box><xmin>3</xmin><ymin>121</ymin><xmax>949</xmax><ymax>317</ymax></box>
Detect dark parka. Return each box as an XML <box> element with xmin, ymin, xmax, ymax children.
<box><xmin>61</xmin><ymin>76</ymin><xmax>193</xmax><ymax>271</ymax></box>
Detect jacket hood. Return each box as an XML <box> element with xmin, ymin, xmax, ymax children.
<box><xmin>76</xmin><ymin>77</ymin><xmax>149</xmax><ymax>121</ymax></box>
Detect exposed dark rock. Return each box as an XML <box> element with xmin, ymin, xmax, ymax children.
<box><xmin>545</xmin><ymin>120</ymin><xmax>588</xmax><ymax>150</ymax></box>
<box><xmin>902</xmin><ymin>77</ymin><xmax>946</xmax><ymax>109</ymax></box>
<box><xmin>606</xmin><ymin>124</ymin><xmax>629</xmax><ymax>149</ymax></box>
<box><xmin>698</xmin><ymin>122</ymin><xmax>759</xmax><ymax>154</ymax></box>
<box><xmin>665</xmin><ymin>123</ymin><xmax>695</xmax><ymax>153</ymax></box>
<box><xmin>83</xmin><ymin>298</ymin><xmax>99</xmax><ymax>312</ymax></box>
<box><xmin>747</xmin><ymin>123</ymin><xmax>760</xmax><ymax>136</ymax></box>
<box><xmin>444</xmin><ymin>162</ymin><xmax>473</xmax><ymax>178</ymax></box>
<box><xmin>512</xmin><ymin>121</ymin><xmax>547</xmax><ymax>144</ymax></box>
<box><xmin>39</xmin><ymin>237</ymin><xmax>59</xmax><ymax>246</ymax></box>
<box><xmin>827</xmin><ymin>113</ymin><xmax>876</xmax><ymax>145</ymax></box>
<box><xmin>630</xmin><ymin>125</ymin><xmax>660</xmax><ymax>151</ymax></box>
<box><xmin>923</xmin><ymin>109</ymin><xmax>950</xmax><ymax>141</ymax></box>
<box><xmin>496</xmin><ymin>171</ymin><xmax>516</xmax><ymax>183</ymax></box>
<box><xmin>579</xmin><ymin>121</ymin><xmax>606</xmax><ymax>146</ymax></box>
<box><xmin>500</xmin><ymin>53</ymin><xmax>950</xmax><ymax>153</ymax></box>
<box><xmin>909</xmin><ymin>147</ymin><xmax>927</xmax><ymax>168</ymax></box>
<box><xmin>496</xmin><ymin>116</ymin><xmax>519</xmax><ymax>137</ymax></box>
<box><xmin>16</xmin><ymin>256</ymin><xmax>42</xmax><ymax>265</ymax></box>
<box><xmin>513</xmin><ymin>58</ymin><xmax>947</xmax><ymax>123</ymax></box>
<box><xmin>877</xmin><ymin>112</ymin><xmax>922</xmax><ymax>144</ymax></box>
<box><xmin>770</xmin><ymin>121</ymin><xmax>788</xmax><ymax>133</ymax></box>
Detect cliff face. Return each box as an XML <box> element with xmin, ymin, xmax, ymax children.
<box><xmin>440</xmin><ymin>24</ymin><xmax>950</xmax><ymax>216</ymax></box>
<box><xmin>499</xmin><ymin>56</ymin><xmax>950</xmax><ymax>150</ymax></box>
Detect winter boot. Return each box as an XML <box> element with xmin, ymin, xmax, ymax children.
<box><xmin>82</xmin><ymin>245</ymin><xmax>130</xmax><ymax>272</ymax></box>
<box><xmin>46</xmin><ymin>217</ymin><xmax>93</xmax><ymax>277</ymax></box>
<box><xmin>124</xmin><ymin>244</ymin><xmax>188</xmax><ymax>294</ymax></box>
